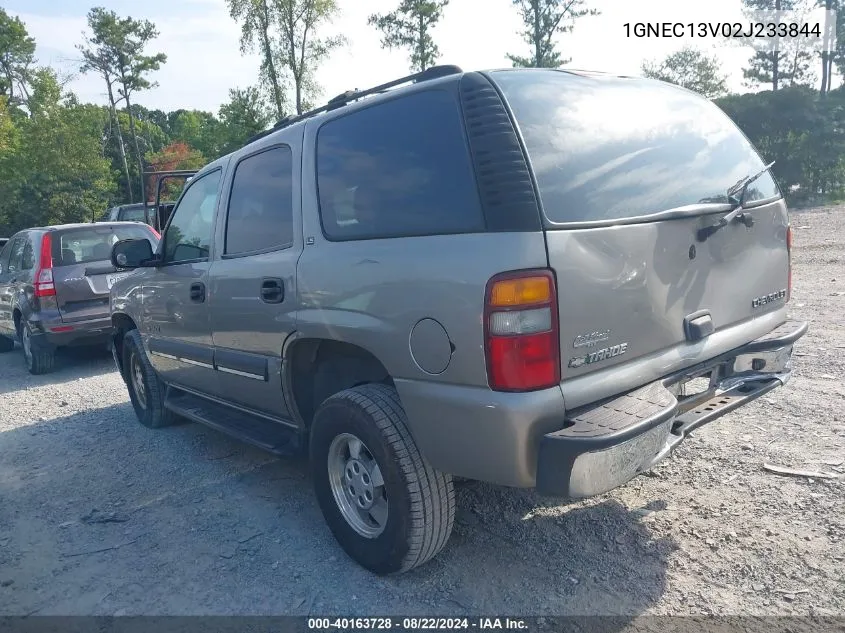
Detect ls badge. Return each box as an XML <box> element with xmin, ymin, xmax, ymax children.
<box><xmin>568</xmin><ymin>342</ymin><xmax>629</xmax><ymax>368</ymax></box>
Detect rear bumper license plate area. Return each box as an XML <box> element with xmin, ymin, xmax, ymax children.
<box><xmin>536</xmin><ymin>319</ymin><xmax>809</xmax><ymax>498</ymax></box>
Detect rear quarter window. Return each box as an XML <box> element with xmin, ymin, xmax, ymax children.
<box><xmin>490</xmin><ymin>70</ymin><xmax>781</xmax><ymax>224</ymax></box>
<box><xmin>316</xmin><ymin>88</ymin><xmax>485</xmax><ymax>241</ymax></box>
<box><xmin>53</xmin><ymin>225</ymin><xmax>155</xmax><ymax>266</ymax></box>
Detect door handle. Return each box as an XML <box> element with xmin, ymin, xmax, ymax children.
<box><xmin>684</xmin><ymin>310</ymin><xmax>713</xmax><ymax>342</ymax></box>
<box><xmin>260</xmin><ymin>278</ymin><xmax>284</xmax><ymax>304</ymax></box>
<box><xmin>190</xmin><ymin>282</ymin><xmax>206</xmax><ymax>303</ymax></box>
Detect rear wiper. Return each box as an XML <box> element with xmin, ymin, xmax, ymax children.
<box><xmin>697</xmin><ymin>161</ymin><xmax>775</xmax><ymax>242</ymax></box>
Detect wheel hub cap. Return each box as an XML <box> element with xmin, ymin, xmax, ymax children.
<box><xmin>131</xmin><ymin>356</ymin><xmax>147</xmax><ymax>410</ymax></box>
<box><xmin>328</xmin><ymin>433</ymin><xmax>388</xmax><ymax>539</ymax></box>
<box><xmin>345</xmin><ymin>458</ymin><xmax>375</xmax><ymax>510</ymax></box>
<box><xmin>22</xmin><ymin>327</ymin><xmax>31</xmax><ymax>360</ymax></box>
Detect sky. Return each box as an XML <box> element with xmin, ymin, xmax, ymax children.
<box><xmin>3</xmin><ymin>0</ymin><xmax>832</xmax><ymax>114</ymax></box>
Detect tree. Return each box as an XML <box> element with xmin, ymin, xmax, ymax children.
<box><xmin>0</xmin><ymin>96</ymin><xmax>16</xmax><ymax>156</ymax></box>
<box><xmin>717</xmin><ymin>87</ymin><xmax>845</xmax><ymax>201</ymax></box>
<box><xmin>740</xmin><ymin>0</ymin><xmax>816</xmax><ymax>90</ymax></box>
<box><xmin>129</xmin><ymin>104</ymin><xmax>169</xmax><ymax>154</ymax></box>
<box><xmin>227</xmin><ymin>0</ymin><xmax>287</xmax><ymax>119</ymax></box>
<box><xmin>275</xmin><ymin>0</ymin><xmax>344</xmax><ymax>115</ymax></box>
<box><xmin>818</xmin><ymin>0</ymin><xmax>835</xmax><ymax>93</ymax></box>
<box><xmin>368</xmin><ymin>1</ymin><xmax>449</xmax><ymax>73</ymax></box>
<box><xmin>744</xmin><ymin>28</ymin><xmax>817</xmax><ymax>89</ymax></box>
<box><xmin>145</xmin><ymin>141</ymin><xmax>206</xmax><ymax>200</ymax></box>
<box><xmin>782</xmin><ymin>35</ymin><xmax>817</xmax><ymax>87</ymax></box>
<box><xmin>228</xmin><ymin>0</ymin><xmax>343</xmax><ymax>118</ymax></box>
<box><xmin>641</xmin><ymin>48</ymin><xmax>729</xmax><ymax>99</ymax></box>
<box><xmin>218</xmin><ymin>86</ymin><xmax>273</xmax><ymax>154</ymax></box>
<box><xmin>82</xmin><ymin>8</ymin><xmax>167</xmax><ymax>203</ymax></box>
<box><xmin>78</xmin><ymin>8</ymin><xmax>133</xmax><ymax>202</ymax></box>
<box><xmin>0</xmin><ymin>9</ymin><xmax>36</xmax><ymax>107</ymax></box>
<box><xmin>0</xmin><ymin>96</ymin><xmax>19</xmax><ymax>223</ymax></box>
<box><xmin>507</xmin><ymin>0</ymin><xmax>599</xmax><ymax>68</ymax></box>
<box><xmin>168</xmin><ymin>109</ymin><xmax>222</xmax><ymax>159</ymax></box>
<box><xmin>0</xmin><ymin>69</ymin><xmax>114</xmax><ymax>234</ymax></box>
<box><xmin>816</xmin><ymin>0</ymin><xmax>845</xmax><ymax>94</ymax></box>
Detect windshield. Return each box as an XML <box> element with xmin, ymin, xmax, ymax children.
<box><xmin>53</xmin><ymin>225</ymin><xmax>156</xmax><ymax>267</ymax></box>
<box><xmin>490</xmin><ymin>70</ymin><xmax>781</xmax><ymax>224</ymax></box>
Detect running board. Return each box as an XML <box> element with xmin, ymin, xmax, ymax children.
<box><xmin>165</xmin><ymin>389</ymin><xmax>303</xmax><ymax>456</ymax></box>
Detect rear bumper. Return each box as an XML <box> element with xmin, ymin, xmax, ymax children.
<box><xmin>30</xmin><ymin>316</ymin><xmax>112</xmax><ymax>348</ymax></box>
<box><xmin>536</xmin><ymin>319</ymin><xmax>808</xmax><ymax>497</ymax></box>
<box><xmin>396</xmin><ymin>318</ymin><xmax>808</xmax><ymax>492</ymax></box>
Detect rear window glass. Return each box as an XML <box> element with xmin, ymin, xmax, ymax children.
<box><xmin>491</xmin><ymin>70</ymin><xmax>781</xmax><ymax>224</ymax></box>
<box><xmin>53</xmin><ymin>225</ymin><xmax>155</xmax><ymax>266</ymax></box>
<box><xmin>316</xmin><ymin>89</ymin><xmax>484</xmax><ymax>240</ymax></box>
<box><xmin>120</xmin><ymin>207</ymin><xmax>148</xmax><ymax>223</ymax></box>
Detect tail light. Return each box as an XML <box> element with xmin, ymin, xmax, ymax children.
<box><xmin>150</xmin><ymin>227</ymin><xmax>161</xmax><ymax>239</ymax></box>
<box><xmin>34</xmin><ymin>233</ymin><xmax>55</xmax><ymax>298</ymax></box>
<box><xmin>484</xmin><ymin>269</ymin><xmax>560</xmax><ymax>392</ymax></box>
<box><xmin>786</xmin><ymin>224</ymin><xmax>793</xmax><ymax>302</ymax></box>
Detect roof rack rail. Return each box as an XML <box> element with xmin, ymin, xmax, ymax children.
<box><xmin>142</xmin><ymin>170</ymin><xmax>199</xmax><ymax>177</ymax></box>
<box><xmin>241</xmin><ymin>64</ymin><xmax>463</xmax><ymax>148</ymax></box>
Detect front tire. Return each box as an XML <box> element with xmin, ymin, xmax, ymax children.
<box><xmin>19</xmin><ymin>322</ymin><xmax>55</xmax><ymax>375</ymax></box>
<box><xmin>122</xmin><ymin>329</ymin><xmax>178</xmax><ymax>429</ymax></box>
<box><xmin>310</xmin><ymin>383</ymin><xmax>455</xmax><ymax>575</ymax></box>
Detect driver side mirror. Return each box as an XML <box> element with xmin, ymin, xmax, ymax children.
<box><xmin>112</xmin><ymin>239</ymin><xmax>154</xmax><ymax>269</ymax></box>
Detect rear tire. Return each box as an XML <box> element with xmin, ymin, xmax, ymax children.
<box><xmin>310</xmin><ymin>383</ymin><xmax>455</xmax><ymax>575</ymax></box>
<box><xmin>0</xmin><ymin>335</ymin><xmax>13</xmax><ymax>353</ymax></box>
<box><xmin>19</xmin><ymin>322</ymin><xmax>55</xmax><ymax>375</ymax></box>
<box><xmin>122</xmin><ymin>329</ymin><xmax>178</xmax><ymax>429</ymax></box>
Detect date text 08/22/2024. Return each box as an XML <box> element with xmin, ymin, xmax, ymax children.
<box><xmin>307</xmin><ymin>618</ymin><xmax>530</xmax><ymax>631</ymax></box>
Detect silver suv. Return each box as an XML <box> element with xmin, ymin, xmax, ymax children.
<box><xmin>0</xmin><ymin>222</ymin><xmax>158</xmax><ymax>373</ymax></box>
<box><xmin>108</xmin><ymin>65</ymin><xmax>808</xmax><ymax>575</ymax></box>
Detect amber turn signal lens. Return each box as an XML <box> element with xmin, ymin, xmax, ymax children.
<box><xmin>489</xmin><ymin>276</ymin><xmax>551</xmax><ymax>307</ymax></box>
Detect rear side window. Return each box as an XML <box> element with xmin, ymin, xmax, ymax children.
<box><xmin>53</xmin><ymin>225</ymin><xmax>155</xmax><ymax>267</ymax></box>
<box><xmin>20</xmin><ymin>239</ymin><xmax>33</xmax><ymax>270</ymax></box>
<box><xmin>0</xmin><ymin>240</ymin><xmax>11</xmax><ymax>269</ymax></box>
<box><xmin>491</xmin><ymin>70</ymin><xmax>781</xmax><ymax>224</ymax></box>
<box><xmin>7</xmin><ymin>238</ymin><xmax>25</xmax><ymax>273</ymax></box>
<box><xmin>225</xmin><ymin>146</ymin><xmax>294</xmax><ymax>255</ymax></box>
<box><xmin>316</xmin><ymin>89</ymin><xmax>484</xmax><ymax>241</ymax></box>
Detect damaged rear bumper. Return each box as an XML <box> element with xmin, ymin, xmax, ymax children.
<box><xmin>536</xmin><ymin>319</ymin><xmax>809</xmax><ymax>498</ymax></box>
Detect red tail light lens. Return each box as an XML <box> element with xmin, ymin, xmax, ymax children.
<box><xmin>150</xmin><ymin>227</ymin><xmax>161</xmax><ymax>240</ymax></box>
<box><xmin>786</xmin><ymin>224</ymin><xmax>793</xmax><ymax>303</ymax></box>
<box><xmin>484</xmin><ymin>270</ymin><xmax>560</xmax><ymax>392</ymax></box>
<box><xmin>34</xmin><ymin>233</ymin><xmax>55</xmax><ymax>298</ymax></box>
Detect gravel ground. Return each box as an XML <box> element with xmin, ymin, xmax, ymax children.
<box><xmin>0</xmin><ymin>206</ymin><xmax>843</xmax><ymax>618</ymax></box>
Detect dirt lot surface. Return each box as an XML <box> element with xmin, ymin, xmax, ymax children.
<box><xmin>0</xmin><ymin>206</ymin><xmax>843</xmax><ymax>618</ymax></box>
